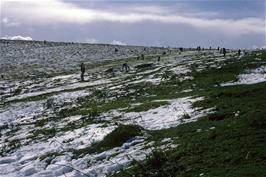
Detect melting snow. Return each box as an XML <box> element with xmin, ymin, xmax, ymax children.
<box><xmin>221</xmin><ymin>66</ymin><xmax>266</xmax><ymax>86</ymax></box>
<box><xmin>6</xmin><ymin>79</ymin><xmax>109</xmax><ymax>102</ymax></box>
<box><xmin>0</xmin><ymin>101</ymin><xmax>45</xmax><ymax>124</ymax></box>
<box><xmin>121</xmin><ymin>97</ymin><xmax>208</xmax><ymax>130</ymax></box>
<box><xmin>0</xmin><ymin>41</ymin><xmax>240</xmax><ymax>177</ymax></box>
<box><xmin>0</xmin><ymin>123</ymin><xmax>116</xmax><ymax>177</ymax></box>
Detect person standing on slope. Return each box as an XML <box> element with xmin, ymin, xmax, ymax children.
<box><xmin>80</xmin><ymin>63</ymin><xmax>85</xmax><ymax>81</ymax></box>
<box><xmin>238</xmin><ymin>49</ymin><xmax>241</xmax><ymax>56</ymax></box>
<box><xmin>222</xmin><ymin>48</ymin><xmax>226</xmax><ymax>57</ymax></box>
<box><xmin>122</xmin><ymin>63</ymin><xmax>130</xmax><ymax>73</ymax></box>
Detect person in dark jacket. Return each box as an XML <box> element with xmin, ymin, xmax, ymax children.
<box><xmin>222</xmin><ymin>48</ymin><xmax>226</xmax><ymax>57</ymax></box>
<box><xmin>157</xmin><ymin>56</ymin><xmax>161</xmax><ymax>62</ymax></box>
<box><xmin>238</xmin><ymin>49</ymin><xmax>241</xmax><ymax>56</ymax></box>
<box><xmin>122</xmin><ymin>63</ymin><xmax>130</xmax><ymax>72</ymax></box>
<box><xmin>80</xmin><ymin>63</ymin><xmax>85</xmax><ymax>81</ymax></box>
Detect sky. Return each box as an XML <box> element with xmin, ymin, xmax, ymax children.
<box><xmin>0</xmin><ymin>0</ymin><xmax>265</xmax><ymax>48</ymax></box>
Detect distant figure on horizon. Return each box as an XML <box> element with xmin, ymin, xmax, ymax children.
<box><xmin>222</xmin><ymin>48</ymin><xmax>226</xmax><ymax>57</ymax></box>
<box><xmin>80</xmin><ymin>63</ymin><xmax>85</xmax><ymax>81</ymax></box>
<box><xmin>197</xmin><ymin>46</ymin><xmax>201</xmax><ymax>52</ymax></box>
<box><xmin>217</xmin><ymin>47</ymin><xmax>220</xmax><ymax>51</ymax></box>
<box><xmin>238</xmin><ymin>49</ymin><xmax>241</xmax><ymax>56</ymax></box>
<box><xmin>158</xmin><ymin>56</ymin><xmax>161</xmax><ymax>62</ymax></box>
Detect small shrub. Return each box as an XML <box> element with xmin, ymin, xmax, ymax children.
<box><xmin>182</xmin><ymin>112</ymin><xmax>191</xmax><ymax>119</ymax></box>
<box><xmin>88</xmin><ymin>109</ymin><xmax>100</xmax><ymax>118</ymax></box>
<box><xmin>208</xmin><ymin>113</ymin><xmax>227</xmax><ymax>121</ymax></box>
<box><xmin>249</xmin><ymin>111</ymin><xmax>266</xmax><ymax>129</ymax></box>
<box><xmin>100</xmin><ymin>124</ymin><xmax>142</xmax><ymax>148</ymax></box>
<box><xmin>146</xmin><ymin>150</ymin><xmax>168</xmax><ymax>169</ymax></box>
<box><xmin>13</xmin><ymin>86</ymin><xmax>22</xmax><ymax>96</ymax></box>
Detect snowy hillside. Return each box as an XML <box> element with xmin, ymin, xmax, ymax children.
<box><xmin>0</xmin><ymin>40</ymin><xmax>165</xmax><ymax>79</ymax></box>
<box><xmin>0</xmin><ymin>40</ymin><xmax>265</xmax><ymax>177</ymax></box>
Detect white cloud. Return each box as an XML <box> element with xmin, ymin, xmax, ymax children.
<box><xmin>111</xmin><ymin>40</ymin><xmax>127</xmax><ymax>45</ymax></box>
<box><xmin>182</xmin><ymin>12</ymin><xmax>220</xmax><ymax>18</ymax></box>
<box><xmin>1</xmin><ymin>35</ymin><xmax>33</xmax><ymax>41</ymax></box>
<box><xmin>2</xmin><ymin>0</ymin><xmax>265</xmax><ymax>36</ymax></box>
<box><xmin>127</xmin><ymin>5</ymin><xmax>173</xmax><ymax>15</ymax></box>
<box><xmin>84</xmin><ymin>38</ymin><xmax>98</xmax><ymax>44</ymax></box>
<box><xmin>127</xmin><ymin>5</ymin><xmax>219</xmax><ymax>18</ymax></box>
<box><xmin>2</xmin><ymin>17</ymin><xmax>20</xmax><ymax>27</ymax></box>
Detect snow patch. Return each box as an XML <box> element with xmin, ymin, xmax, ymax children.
<box><xmin>221</xmin><ymin>66</ymin><xmax>266</xmax><ymax>86</ymax></box>
<box><xmin>7</xmin><ymin>79</ymin><xmax>108</xmax><ymax>102</ymax></box>
<box><xmin>121</xmin><ymin>97</ymin><xmax>208</xmax><ymax>130</ymax></box>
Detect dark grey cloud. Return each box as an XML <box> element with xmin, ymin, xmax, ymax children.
<box><xmin>1</xmin><ymin>0</ymin><xmax>265</xmax><ymax>48</ymax></box>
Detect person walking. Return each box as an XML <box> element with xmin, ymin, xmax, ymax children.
<box><xmin>222</xmin><ymin>48</ymin><xmax>226</xmax><ymax>57</ymax></box>
<box><xmin>80</xmin><ymin>63</ymin><xmax>85</xmax><ymax>81</ymax></box>
<box><xmin>238</xmin><ymin>49</ymin><xmax>241</xmax><ymax>56</ymax></box>
<box><xmin>122</xmin><ymin>63</ymin><xmax>130</xmax><ymax>72</ymax></box>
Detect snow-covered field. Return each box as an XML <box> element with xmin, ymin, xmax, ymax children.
<box><xmin>0</xmin><ymin>40</ymin><xmax>166</xmax><ymax>80</ymax></box>
<box><xmin>0</xmin><ymin>40</ymin><xmax>254</xmax><ymax>177</ymax></box>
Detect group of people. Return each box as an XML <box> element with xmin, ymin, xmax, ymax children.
<box><xmin>221</xmin><ymin>48</ymin><xmax>241</xmax><ymax>57</ymax></box>
<box><xmin>79</xmin><ymin>48</ymin><xmax>242</xmax><ymax>81</ymax></box>
<box><xmin>79</xmin><ymin>62</ymin><xmax>130</xmax><ymax>81</ymax></box>
<box><xmin>196</xmin><ymin>46</ymin><xmax>242</xmax><ymax>57</ymax></box>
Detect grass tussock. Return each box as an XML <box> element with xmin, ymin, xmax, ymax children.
<box><xmin>73</xmin><ymin>124</ymin><xmax>143</xmax><ymax>158</ymax></box>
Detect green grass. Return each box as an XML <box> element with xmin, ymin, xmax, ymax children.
<box><xmin>191</xmin><ymin>51</ymin><xmax>266</xmax><ymax>88</ymax></box>
<box><xmin>57</xmin><ymin>78</ymin><xmax>193</xmax><ymax>118</ymax></box>
<box><xmin>2</xmin><ymin>49</ymin><xmax>265</xmax><ymax>176</ymax></box>
<box><xmin>0</xmin><ymin>139</ymin><xmax>22</xmax><ymax>156</ymax></box>
<box><xmin>57</xmin><ymin>95</ymin><xmax>131</xmax><ymax>118</ymax></box>
<box><xmin>117</xmin><ymin>120</ymin><xmax>266</xmax><ymax>177</ymax></box>
<box><xmin>111</xmin><ymin>50</ymin><xmax>266</xmax><ymax>177</ymax></box>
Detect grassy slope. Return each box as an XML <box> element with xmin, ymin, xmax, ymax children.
<box><xmin>4</xmin><ymin>49</ymin><xmax>265</xmax><ymax>176</ymax></box>
<box><xmin>111</xmin><ymin>51</ymin><xmax>266</xmax><ymax>177</ymax></box>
